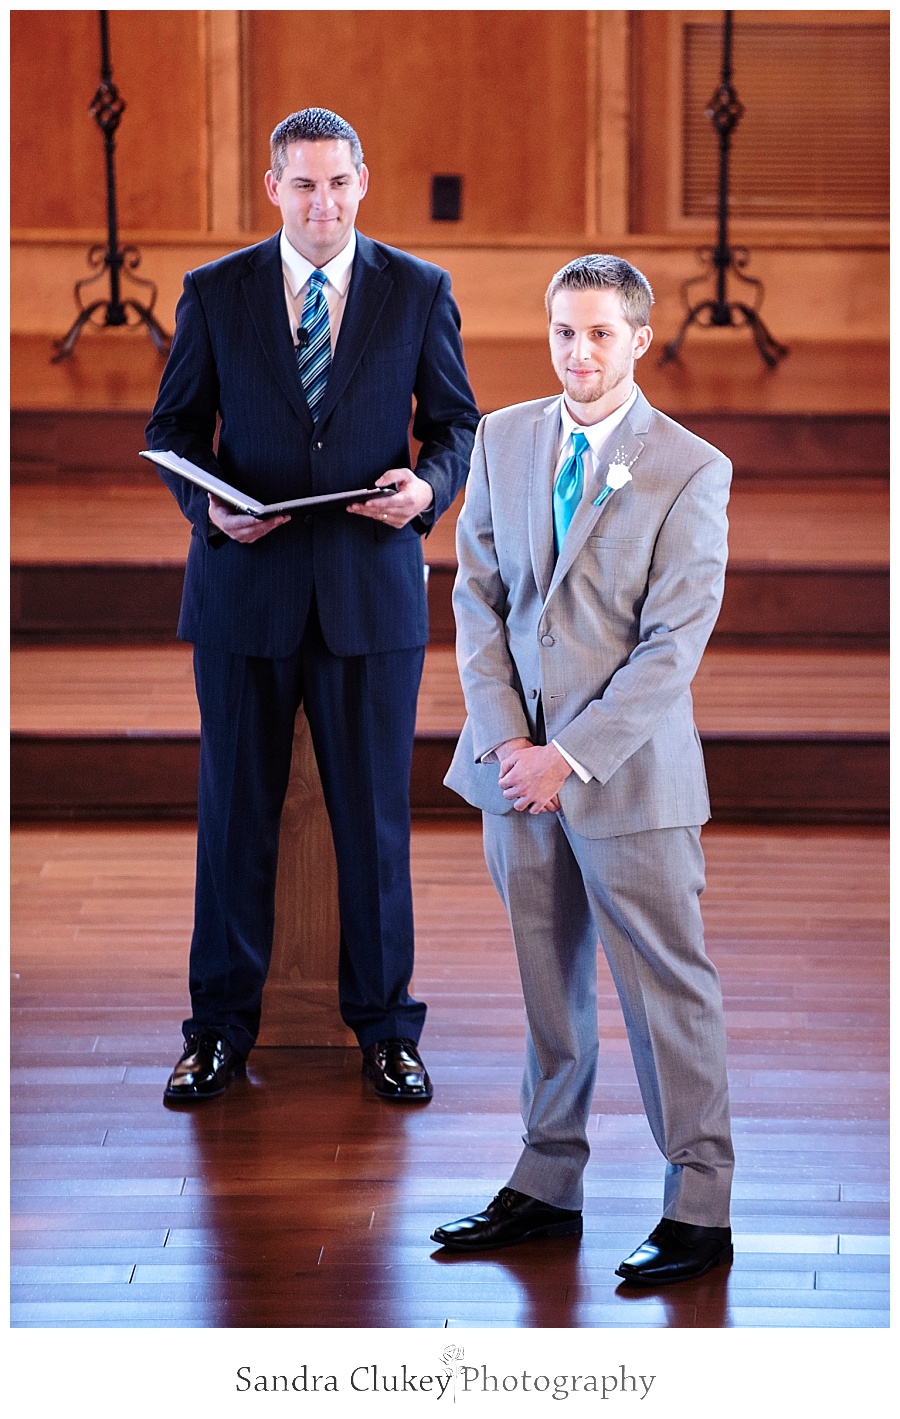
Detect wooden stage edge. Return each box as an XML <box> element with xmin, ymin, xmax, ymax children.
<box><xmin>10</xmin><ymin>731</ymin><xmax>889</xmax><ymax>826</ymax></box>
<box><xmin>11</xmin><ymin>332</ymin><xmax>890</xmax><ymax>416</ymax></box>
<box><xmin>10</xmin><ymin>563</ymin><xmax>891</xmax><ymax>648</ymax></box>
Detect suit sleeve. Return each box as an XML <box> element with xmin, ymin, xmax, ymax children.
<box><xmin>553</xmin><ymin>452</ymin><xmax>731</xmax><ymax>783</ymax></box>
<box><xmin>452</xmin><ymin>416</ymin><xmax>533</xmax><ymax>758</ymax></box>
<box><xmin>409</xmin><ymin>271</ymin><xmax>480</xmax><ymax>531</ymax></box>
<box><xmin>144</xmin><ymin>272</ymin><xmax>226</xmax><ymax>542</ymax></box>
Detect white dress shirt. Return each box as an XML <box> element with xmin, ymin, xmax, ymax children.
<box><xmin>551</xmin><ymin>386</ymin><xmax>638</xmax><ymax>784</ymax></box>
<box><xmin>553</xmin><ymin>385</ymin><xmax>638</xmax><ymax>496</ymax></box>
<box><xmin>280</xmin><ymin>227</ymin><xmax>356</xmax><ymax>354</ymax></box>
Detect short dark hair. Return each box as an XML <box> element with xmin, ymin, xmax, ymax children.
<box><xmin>270</xmin><ymin>107</ymin><xmax>364</xmax><ymax>179</ymax></box>
<box><xmin>545</xmin><ymin>254</ymin><xmax>654</xmax><ymax>330</ymax></box>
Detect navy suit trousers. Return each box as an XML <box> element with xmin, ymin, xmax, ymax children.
<box><xmin>187</xmin><ymin>599</ymin><xmax>427</xmax><ymax>1057</ymax></box>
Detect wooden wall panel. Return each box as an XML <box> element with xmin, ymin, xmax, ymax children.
<box><xmin>10</xmin><ymin>10</ymin><xmax>206</xmax><ymax>231</ymax></box>
<box><xmin>9</xmin><ymin>9</ymin><xmax>888</xmax><ymax>349</ymax></box>
<box><xmin>628</xmin><ymin>11</ymin><xmax>671</xmax><ymax>235</ymax></box>
<box><xmin>629</xmin><ymin>9</ymin><xmax>890</xmax><ymax>236</ymax></box>
<box><xmin>243</xmin><ymin>9</ymin><xmax>589</xmax><ymax>239</ymax></box>
<box><xmin>9</xmin><ymin>234</ymin><xmax>890</xmax><ymax>345</ymax></box>
<box><xmin>682</xmin><ymin>21</ymin><xmax>889</xmax><ymax>221</ymax></box>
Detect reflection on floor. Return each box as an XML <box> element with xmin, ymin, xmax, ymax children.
<box><xmin>11</xmin><ymin>820</ymin><xmax>888</xmax><ymax>1328</ymax></box>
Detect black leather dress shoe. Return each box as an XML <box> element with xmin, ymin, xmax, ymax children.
<box><xmin>431</xmin><ymin>1188</ymin><xmax>583</xmax><ymax>1252</ymax></box>
<box><xmin>361</xmin><ymin>1038</ymin><xmax>433</xmax><ymax>1101</ymax></box>
<box><xmin>163</xmin><ymin>1030</ymin><xmax>245</xmax><ymax>1103</ymax></box>
<box><xmin>615</xmin><ymin>1218</ymin><xmax>733</xmax><ymax>1285</ymax></box>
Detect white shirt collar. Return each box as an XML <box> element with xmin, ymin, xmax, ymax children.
<box><xmin>558</xmin><ymin>384</ymin><xmax>638</xmax><ymax>454</ymax></box>
<box><xmin>279</xmin><ymin>227</ymin><xmax>357</xmax><ymax>297</ymax></box>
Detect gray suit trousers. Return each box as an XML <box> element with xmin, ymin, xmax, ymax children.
<box><xmin>482</xmin><ymin>812</ymin><xmax>734</xmax><ymax>1225</ymax></box>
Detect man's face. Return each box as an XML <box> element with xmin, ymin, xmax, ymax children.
<box><xmin>265</xmin><ymin>139</ymin><xmax>368</xmax><ymax>266</ymax></box>
<box><xmin>548</xmin><ymin>287</ymin><xmax>652</xmax><ymax>420</ymax></box>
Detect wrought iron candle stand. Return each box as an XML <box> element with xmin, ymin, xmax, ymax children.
<box><xmin>659</xmin><ymin>10</ymin><xmax>788</xmax><ymax>369</ymax></box>
<box><xmin>52</xmin><ymin>10</ymin><xmax>170</xmax><ymax>362</ymax></box>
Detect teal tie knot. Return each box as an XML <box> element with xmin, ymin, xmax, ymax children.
<box><xmin>553</xmin><ymin>430</ymin><xmax>590</xmax><ymax>555</ymax></box>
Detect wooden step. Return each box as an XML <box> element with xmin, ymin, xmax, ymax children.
<box><xmin>426</xmin><ymin>563</ymin><xmax>889</xmax><ymax>650</ymax></box>
<box><xmin>10</xmin><ymin>645</ymin><xmax>888</xmax><ymax>824</ymax></box>
<box><xmin>10</xmin><ymin>326</ymin><xmax>890</xmax><ymax>485</ymax></box>
<box><xmin>461</xmin><ymin>337</ymin><xmax>890</xmax><ymax>427</ymax></box>
<box><xmin>26</xmin><ymin>561</ymin><xmax>888</xmax><ymax>647</ymax></box>
<box><xmin>11</xmin><ymin>478</ymin><xmax>889</xmax><ymax>647</ymax></box>
<box><xmin>11</xmin><ymin>403</ymin><xmax>890</xmax><ymax>482</ymax></box>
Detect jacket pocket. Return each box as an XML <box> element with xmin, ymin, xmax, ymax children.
<box><xmin>587</xmin><ymin>535</ymin><xmax>647</xmax><ymax>547</ymax></box>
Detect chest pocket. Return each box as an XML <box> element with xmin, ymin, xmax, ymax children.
<box><xmin>587</xmin><ymin>535</ymin><xmax>647</xmax><ymax>548</ymax></box>
<box><xmin>364</xmin><ymin>342</ymin><xmax>415</xmax><ymax>366</ymax></box>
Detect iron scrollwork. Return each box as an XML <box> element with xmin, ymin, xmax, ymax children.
<box><xmin>659</xmin><ymin>11</ymin><xmax>788</xmax><ymax>369</ymax></box>
<box><xmin>52</xmin><ymin>11</ymin><xmax>171</xmax><ymax>363</ymax></box>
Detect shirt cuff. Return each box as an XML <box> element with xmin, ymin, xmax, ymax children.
<box><xmin>412</xmin><ymin>483</ymin><xmax>436</xmax><ymax>535</ymax></box>
<box><xmin>552</xmin><ymin>739</ymin><xmax>593</xmax><ymax>783</ymax></box>
<box><xmin>480</xmin><ymin>739</ymin><xmax>529</xmax><ymax>765</ymax></box>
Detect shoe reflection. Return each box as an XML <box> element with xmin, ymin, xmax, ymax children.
<box><xmin>430</xmin><ymin>1237</ymin><xmax>587</xmax><ymax>1328</ymax></box>
<box><xmin>430</xmin><ymin>1229</ymin><xmax>732</xmax><ymax>1327</ymax></box>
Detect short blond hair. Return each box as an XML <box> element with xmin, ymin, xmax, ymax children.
<box><xmin>546</xmin><ymin>255</ymin><xmax>653</xmax><ymax>331</ymax></box>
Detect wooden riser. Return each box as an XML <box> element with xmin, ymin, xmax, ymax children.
<box><xmin>658</xmin><ymin>413</ymin><xmax>889</xmax><ymax>479</ymax></box>
<box><xmin>11</xmin><ymin>730</ymin><xmax>888</xmax><ymax>825</ymax></box>
<box><xmin>11</xmin><ymin>565</ymin><xmax>188</xmax><ymax>641</ymax></box>
<box><xmin>11</xmin><ymin>407</ymin><xmax>889</xmax><ymax>480</ymax></box>
<box><xmin>425</xmin><ymin>564</ymin><xmax>889</xmax><ymax>649</ymax></box>
<box><xmin>11</xmin><ymin>410</ymin><xmax>152</xmax><ymax>479</ymax></box>
<box><xmin>11</xmin><ymin>562</ymin><xmax>889</xmax><ymax>648</ymax></box>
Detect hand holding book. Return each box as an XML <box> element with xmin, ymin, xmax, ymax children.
<box><xmin>139</xmin><ymin>449</ymin><xmax>397</xmax><ymax>518</ymax></box>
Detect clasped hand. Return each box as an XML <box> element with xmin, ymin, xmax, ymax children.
<box><xmin>496</xmin><ymin>738</ymin><xmax>572</xmax><ymax>814</ymax></box>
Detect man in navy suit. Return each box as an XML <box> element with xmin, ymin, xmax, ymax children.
<box><xmin>147</xmin><ymin>107</ymin><xmax>479</xmax><ymax>1104</ymax></box>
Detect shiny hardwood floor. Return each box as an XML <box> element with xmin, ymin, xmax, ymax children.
<box><xmin>11</xmin><ymin>820</ymin><xmax>888</xmax><ymax>1328</ymax></box>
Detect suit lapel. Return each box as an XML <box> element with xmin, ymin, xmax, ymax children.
<box><xmin>314</xmin><ymin>233</ymin><xmax>393</xmax><ymax>426</ymax></box>
<box><xmin>528</xmin><ymin>402</ymin><xmax>560</xmax><ymax>603</ymax></box>
<box><xmin>242</xmin><ymin>234</ymin><xmax>312</xmax><ymax>427</ymax></box>
<box><xmin>545</xmin><ymin>394</ymin><xmax>648</xmax><ymax>600</ymax></box>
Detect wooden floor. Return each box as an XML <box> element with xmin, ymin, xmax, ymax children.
<box><xmin>10</xmin><ymin>819</ymin><xmax>888</xmax><ymax>1329</ymax></box>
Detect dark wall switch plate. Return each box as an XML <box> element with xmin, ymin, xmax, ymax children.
<box><xmin>431</xmin><ymin>174</ymin><xmax>463</xmax><ymax>221</ymax></box>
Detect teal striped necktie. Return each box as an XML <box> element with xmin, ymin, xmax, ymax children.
<box><xmin>295</xmin><ymin>269</ymin><xmax>331</xmax><ymax>421</ymax></box>
<box><xmin>553</xmin><ymin>430</ymin><xmax>590</xmax><ymax>555</ymax></box>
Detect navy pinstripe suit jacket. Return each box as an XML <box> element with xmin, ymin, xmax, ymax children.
<box><xmin>146</xmin><ymin>230</ymin><xmax>479</xmax><ymax>658</ymax></box>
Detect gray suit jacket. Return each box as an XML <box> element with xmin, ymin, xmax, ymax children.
<box><xmin>444</xmin><ymin>388</ymin><xmax>731</xmax><ymax>838</ymax></box>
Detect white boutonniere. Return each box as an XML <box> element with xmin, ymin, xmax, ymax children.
<box><xmin>593</xmin><ymin>457</ymin><xmax>634</xmax><ymax>506</ymax></box>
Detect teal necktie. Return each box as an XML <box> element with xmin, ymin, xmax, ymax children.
<box><xmin>553</xmin><ymin>430</ymin><xmax>590</xmax><ymax>555</ymax></box>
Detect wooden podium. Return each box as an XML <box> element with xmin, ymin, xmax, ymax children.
<box><xmin>256</xmin><ymin>704</ymin><xmax>356</xmax><ymax>1047</ymax></box>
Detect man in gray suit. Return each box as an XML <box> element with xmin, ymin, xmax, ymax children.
<box><xmin>432</xmin><ymin>255</ymin><xmax>735</xmax><ymax>1285</ymax></box>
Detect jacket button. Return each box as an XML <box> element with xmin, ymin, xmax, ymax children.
<box><xmin>314</xmin><ymin>440</ymin><xmax>324</xmax><ymax>450</ymax></box>
<box><xmin>541</xmin><ymin>635</ymin><xmax>555</xmax><ymax>647</ymax></box>
<box><xmin>303</xmin><ymin>514</ymin><xmax>313</xmax><ymax>525</ymax></box>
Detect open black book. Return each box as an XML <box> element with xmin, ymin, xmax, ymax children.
<box><xmin>139</xmin><ymin>449</ymin><xmax>397</xmax><ymax>518</ymax></box>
